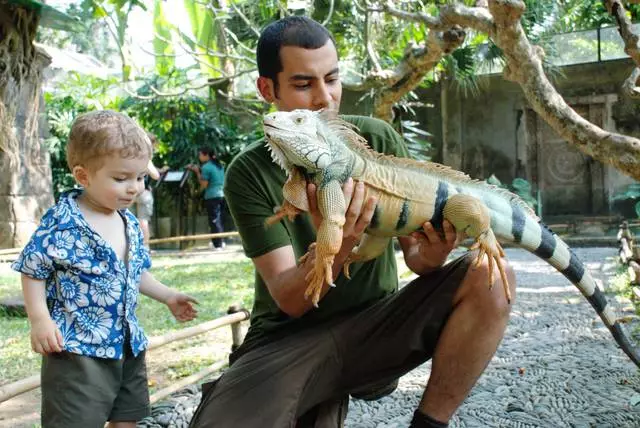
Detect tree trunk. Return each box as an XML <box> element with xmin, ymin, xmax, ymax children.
<box><xmin>0</xmin><ymin>3</ymin><xmax>54</xmax><ymax>248</ymax></box>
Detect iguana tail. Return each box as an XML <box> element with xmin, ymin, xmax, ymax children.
<box><xmin>482</xmin><ymin>192</ymin><xmax>640</xmax><ymax>367</ymax></box>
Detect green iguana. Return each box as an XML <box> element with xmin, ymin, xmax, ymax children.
<box><xmin>262</xmin><ymin>108</ymin><xmax>640</xmax><ymax>368</ymax></box>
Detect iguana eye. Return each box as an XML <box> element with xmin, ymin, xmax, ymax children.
<box><xmin>295</xmin><ymin>117</ymin><xmax>305</xmax><ymax>124</ymax></box>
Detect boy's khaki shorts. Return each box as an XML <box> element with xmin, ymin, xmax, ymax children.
<box><xmin>41</xmin><ymin>346</ymin><xmax>150</xmax><ymax>428</ymax></box>
<box><xmin>190</xmin><ymin>252</ymin><xmax>474</xmax><ymax>428</ymax></box>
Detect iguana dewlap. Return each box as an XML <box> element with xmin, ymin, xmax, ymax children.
<box><xmin>262</xmin><ymin>108</ymin><xmax>640</xmax><ymax>368</ymax></box>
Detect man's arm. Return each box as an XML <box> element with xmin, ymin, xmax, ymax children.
<box><xmin>187</xmin><ymin>165</ymin><xmax>209</xmax><ymax>190</ymax></box>
<box><xmin>253</xmin><ymin>179</ymin><xmax>375</xmax><ymax>318</ymax></box>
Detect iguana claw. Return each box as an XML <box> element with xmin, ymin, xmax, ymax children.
<box><xmin>470</xmin><ymin>229</ymin><xmax>511</xmax><ymax>303</ymax></box>
<box><xmin>298</xmin><ymin>243</ymin><xmax>316</xmax><ymax>264</ymax></box>
<box><xmin>304</xmin><ymin>253</ymin><xmax>334</xmax><ymax>307</ymax></box>
<box><xmin>342</xmin><ymin>254</ymin><xmax>357</xmax><ymax>279</ymax></box>
<box><xmin>265</xmin><ymin>200</ymin><xmax>303</xmax><ymax>226</ymax></box>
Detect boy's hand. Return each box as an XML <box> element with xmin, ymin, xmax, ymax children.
<box><xmin>30</xmin><ymin>317</ymin><xmax>64</xmax><ymax>354</ymax></box>
<box><xmin>166</xmin><ymin>292</ymin><xmax>199</xmax><ymax>322</ymax></box>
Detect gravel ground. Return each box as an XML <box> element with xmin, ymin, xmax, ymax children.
<box><xmin>138</xmin><ymin>247</ymin><xmax>640</xmax><ymax>428</ymax></box>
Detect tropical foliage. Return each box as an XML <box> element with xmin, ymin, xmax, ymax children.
<box><xmin>37</xmin><ymin>0</ymin><xmax>640</xmax><ymax>188</ymax></box>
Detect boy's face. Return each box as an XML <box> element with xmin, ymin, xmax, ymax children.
<box><xmin>258</xmin><ymin>40</ymin><xmax>342</xmax><ymax>112</ymax></box>
<box><xmin>75</xmin><ymin>154</ymin><xmax>149</xmax><ymax>211</ymax></box>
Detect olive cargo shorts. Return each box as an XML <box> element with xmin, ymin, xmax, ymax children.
<box><xmin>41</xmin><ymin>347</ymin><xmax>150</xmax><ymax>427</ymax></box>
<box><xmin>190</xmin><ymin>253</ymin><xmax>474</xmax><ymax>428</ymax></box>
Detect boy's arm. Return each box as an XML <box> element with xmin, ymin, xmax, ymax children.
<box><xmin>22</xmin><ymin>274</ymin><xmax>63</xmax><ymax>354</ymax></box>
<box><xmin>139</xmin><ymin>271</ymin><xmax>198</xmax><ymax>322</ymax></box>
<box><xmin>147</xmin><ymin>159</ymin><xmax>161</xmax><ymax>180</ymax></box>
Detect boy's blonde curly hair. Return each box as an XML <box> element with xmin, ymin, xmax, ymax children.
<box><xmin>67</xmin><ymin>110</ymin><xmax>152</xmax><ymax>172</ymax></box>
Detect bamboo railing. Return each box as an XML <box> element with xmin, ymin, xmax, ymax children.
<box><xmin>617</xmin><ymin>221</ymin><xmax>640</xmax><ymax>298</ymax></box>
<box><xmin>0</xmin><ymin>305</ymin><xmax>249</xmax><ymax>404</ymax></box>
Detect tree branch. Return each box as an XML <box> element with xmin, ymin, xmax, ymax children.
<box><xmin>373</xmin><ymin>27</ymin><xmax>466</xmax><ymax>121</ymax></box>
<box><xmin>380</xmin><ymin>0</ymin><xmax>640</xmax><ymax>181</ymax></box>
<box><xmin>122</xmin><ymin>68</ymin><xmax>256</xmax><ymax>100</ymax></box>
<box><xmin>485</xmin><ymin>0</ymin><xmax>640</xmax><ymax>180</ymax></box>
<box><xmin>321</xmin><ymin>0</ymin><xmax>335</xmax><ymax>26</ymax></box>
<box><xmin>228</xmin><ymin>2</ymin><xmax>260</xmax><ymax>37</ymax></box>
<box><xmin>623</xmin><ymin>67</ymin><xmax>640</xmax><ymax>97</ymax></box>
<box><xmin>603</xmin><ymin>0</ymin><xmax>640</xmax><ymax>98</ymax></box>
<box><xmin>382</xmin><ymin>1</ymin><xmax>494</xmax><ymax>34</ymax></box>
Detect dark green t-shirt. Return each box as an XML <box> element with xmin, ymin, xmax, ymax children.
<box><xmin>224</xmin><ymin>115</ymin><xmax>410</xmax><ymax>349</ymax></box>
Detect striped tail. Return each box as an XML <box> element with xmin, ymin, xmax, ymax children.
<box><xmin>492</xmin><ymin>201</ymin><xmax>640</xmax><ymax>367</ymax></box>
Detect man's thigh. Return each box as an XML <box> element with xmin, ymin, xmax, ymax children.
<box><xmin>334</xmin><ymin>252</ymin><xmax>474</xmax><ymax>394</ymax></box>
<box><xmin>189</xmin><ymin>327</ymin><xmax>342</xmax><ymax>428</ymax></box>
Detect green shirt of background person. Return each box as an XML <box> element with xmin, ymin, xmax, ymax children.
<box><xmin>201</xmin><ymin>160</ymin><xmax>224</xmax><ymax>200</ymax></box>
<box><xmin>189</xmin><ymin>149</ymin><xmax>225</xmax><ymax>200</ymax></box>
<box><xmin>187</xmin><ymin>148</ymin><xmax>227</xmax><ymax>249</ymax></box>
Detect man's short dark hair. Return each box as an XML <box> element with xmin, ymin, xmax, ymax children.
<box><xmin>257</xmin><ymin>16</ymin><xmax>337</xmax><ymax>92</ymax></box>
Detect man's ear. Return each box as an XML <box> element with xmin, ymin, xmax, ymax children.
<box><xmin>257</xmin><ymin>76</ymin><xmax>276</xmax><ymax>103</ymax></box>
<box><xmin>72</xmin><ymin>165</ymin><xmax>90</xmax><ymax>187</ymax></box>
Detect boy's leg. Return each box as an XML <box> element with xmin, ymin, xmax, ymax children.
<box><xmin>109</xmin><ymin>349</ymin><xmax>150</xmax><ymax>424</ymax></box>
<box><xmin>40</xmin><ymin>352</ymin><xmax>120</xmax><ymax>428</ymax></box>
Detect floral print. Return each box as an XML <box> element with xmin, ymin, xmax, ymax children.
<box><xmin>12</xmin><ymin>189</ymin><xmax>151</xmax><ymax>359</ymax></box>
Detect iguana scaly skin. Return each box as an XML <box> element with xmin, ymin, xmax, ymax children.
<box><xmin>262</xmin><ymin>108</ymin><xmax>640</xmax><ymax>368</ymax></box>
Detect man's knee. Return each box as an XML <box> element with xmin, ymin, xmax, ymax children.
<box><xmin>455</xmin><ymin>250</ymin><xmax>516</xmax><ymax>318</ymax></box>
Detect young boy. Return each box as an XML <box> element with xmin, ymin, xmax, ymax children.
<box><xmin>12</xmin><ymin>110</ymin><xmax>198</xmax><ymax>428</ymax></box>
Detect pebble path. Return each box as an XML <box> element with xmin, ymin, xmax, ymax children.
<box><xmin>138</xmin><ymin>247</ymin><xmax>640</xmax><ymax>427</ymax></box>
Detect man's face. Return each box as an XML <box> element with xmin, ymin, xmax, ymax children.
<box><xmin>259</xmin><ymin>40</ymin><xmax>342</xmax><ymax>112</ymax></box>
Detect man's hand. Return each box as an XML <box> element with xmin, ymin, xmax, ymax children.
<box><xmin>306</xmin><ymin>178</ymin><xmax>377</xmax><ymax>246</ymax></box>
<box><xmin>29</xmin><ymin>317</ymin><xmax>64</xmax><ymax>355</ymax></box>
<box><xmin>407</xmin><ymin>220</ymin><xmax>462</xmax><ymax>272</ymax></box>
<box><xmin>166</xmin><ymin>292</ymin><xmax>199</xmax><ymax>322</ymax></box>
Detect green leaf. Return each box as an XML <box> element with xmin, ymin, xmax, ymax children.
<box><xmin>153</xmin><ymin>0</ymin><xmax>176</xmax><ymax>76</ymax></box>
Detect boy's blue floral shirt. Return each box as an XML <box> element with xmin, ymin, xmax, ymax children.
<box><xmin>12</xmin><ymin>189</ymin><xmax>151</xmax><ymax>359</ymax></box>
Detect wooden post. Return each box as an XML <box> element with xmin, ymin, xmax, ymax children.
<box><xmin>227</xmin><ymin>304</ymin><xmax>248</xmax><ymax>352</ymax></box>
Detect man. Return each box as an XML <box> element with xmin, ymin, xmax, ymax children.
<box><xmin>189</xmin><ymin>16</ymin><xmax>516</xmax><ymax>428</ymax></box>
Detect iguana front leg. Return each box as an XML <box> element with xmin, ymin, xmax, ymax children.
<box><xmin>343</xmin><ymin>233</ymin><xmax>391</xmax><ymax>278</ymax></box>
<box><xmin>266</xmin><ymin>169</ymin><xmax>309</xmax><ymax>226</ymax></box>
<box><xmin>304</xmin><ymin>180</ymin><xmax>346</xmax><ymax>307</ymax></box>
<box><xmin>443</xmin><ymin>193</ymin><xmax>512</xmax><ymax>303</ymax></box>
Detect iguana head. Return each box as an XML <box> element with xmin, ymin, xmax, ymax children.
<box><xmin>263</xmin><ymin>109</ymin><xmax>333</xmax><ymax>175</ymax></box>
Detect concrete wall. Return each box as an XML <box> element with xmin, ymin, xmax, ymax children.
<box><xmin>412</xmin><ymin>58</ymin><xmax>640</xmax><ymax>218</ymax></box>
